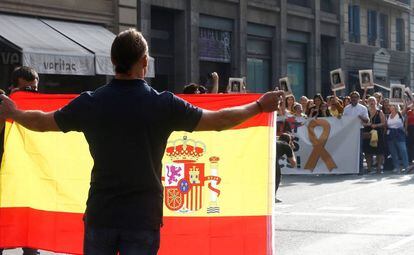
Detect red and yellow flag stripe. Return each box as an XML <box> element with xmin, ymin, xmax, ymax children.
<box><xmin>0</xmin><ymin>92</ymin><xmax>275</xmax><ymax>254</ymax></box>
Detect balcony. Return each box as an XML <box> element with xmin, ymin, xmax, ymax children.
<box><xmin>380</xmin><ymin>0</ymin><xmax>411</xmax><ymax>10</ymax></box>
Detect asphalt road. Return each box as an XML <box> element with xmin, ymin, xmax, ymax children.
<box><xmin>274</xmin><ymin>172</ymin><xmax>414</xmax><ymax>255</ymax></box>
<box><xmin>3</xmin><ymin>172</ymin><xmax>413</xmax><ymax>255</ymax></box>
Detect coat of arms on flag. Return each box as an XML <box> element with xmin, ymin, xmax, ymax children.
<box><xmin>163</xmin><ymin>136</ymin><xmax>221</xmax><ymax>214</ymax></box>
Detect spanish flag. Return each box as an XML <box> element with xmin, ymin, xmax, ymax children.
<box><xmin>0</xmin><ymin>92</ymin><xmax>275</xmax><ymax>254</ymax></box>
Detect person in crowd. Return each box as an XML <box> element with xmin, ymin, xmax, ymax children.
<box><xmin>183</xmin><ymin>72</ymin><xmax>219</xmax><ymax>94</ymax></box>
<box><xmin>343</xmin><ymin>91</ymin><xmax>369</xmax><ymax>174</ymax></box>
<box><xmin>386</xmin><ymin>105</ymin><xmax>412</xmax><ymax>173</ymax></box>
<box><xmin>343</xmin><ymin>96</ymin><xmax>351</xmax><ymax>107</ymax></box>
<box><xmin>381</xmin><ymin>98</ymin><xmax>391</xmax><ymax>119</ymax></box>
<box><xmin>285</xmin><ymin>95</ymin><xmax>296</xmax><ymax>114</ymax></box>
<box><xmin>275</xmin><ymin>133</ymin><xmax>296</xmax><ymax>203</ymax></box>
<box><xmin>305</xmin><ymin>100</ymin><xmax>314</xmax><ymax>116</ymax></box>
<box><xmin>183</xmin><ymin>83</ymin><xmax>207</xmax><ymax>94</ymax></box>
<box><xmin>0</xmin><ymin>29</ymin><xmax>285</xmax><ymax>254</ymax></box>
<box><xmin>405</xmin><ymin>104</ymin><xmax>414</xmax><ymax>164</ymax></box>
<box><xmin>362</xmin><ymin>97</ymin><xmax>386</xmax><ymax>174</ymax></box>
<box><xmin>300</xmin><ymin>96</ymin><xmax>309</xmax><ymax>114</ymax></box>
<box><xmin>328</xmin><ymin>96</ymin><xmax>344</xmax><ymax>118</ymax></box>
<box><xmin>319</xmin><ymin>102</ymin><xmax>331</xmax><ymax>117</ymax></box>
<box><xmin>293</xmin><ymin>103</ymin><xmax>307</xmax><ymax>122</ymax></box>
<box><xmin>0</xmin><ymin>66</ymin><xmax>40</xmax><ymax>255</ymax></box>
<box><xmin>308</xmin><ymin>94</ymin><xmax>329</xmax><ymax>118</ymax></box>
<box><xmin>278</xmin><ymin>99</ymin><xmax>289</xmax><ymax>118</ymax></box>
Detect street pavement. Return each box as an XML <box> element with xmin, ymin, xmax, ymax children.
<box><xmin>274</xmin><ymin>172</ymin><xmax>414</xmax><ymax>255</ymax></box>
<box><xmin>3</xmin><ymin>172</ymin><xmax>413</xmax><ymax>255</ymax></box>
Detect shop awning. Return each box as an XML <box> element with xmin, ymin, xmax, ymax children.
<box><xmin>42</xmin><ymin>19</ymin><xmax>155</xmax><ymax>77</ymax></box>
<box><xmin>42</xmin><ymin>19</ymin><xmax>115</xmax><ymax>75</ymax></box>
<box><xmin>0</xmin><ymin>14</ymin><xmax>95</xmax><ymax>75</ymax></box>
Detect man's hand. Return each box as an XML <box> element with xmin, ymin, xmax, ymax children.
<box><xmin>0</xmin><ymin>94</ymin><xmax>17</xmax><ymax>119</ymax></box>
<box><xmin>211</xmin><ymin>72</ymin><xmax>219</xmax><ymax>82</ymax></box>
<box><xmin>257</xmin><ymin>90</ymin><xmax>285</xmax><ymax>112</ymax></box>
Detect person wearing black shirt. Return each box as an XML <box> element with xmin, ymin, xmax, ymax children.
<box><xmin>275</xmin><ymin>133</ymin><xmax>296</xmax><ymax>203</ymax></box>
<box><xmin>0</xmin><ymin>29</ymin><xmax>285</xmax><ymax>255</ymax></box>
<box><xmin>0</xmin><ymin>66</ymin><xmax>40</xmax><ymax>255</ymax></box>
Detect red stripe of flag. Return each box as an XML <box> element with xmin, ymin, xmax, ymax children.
<box><xmin>0</xmin><ymin>208</ymin><xmax>271</xmax><ymax>255</ymax></box>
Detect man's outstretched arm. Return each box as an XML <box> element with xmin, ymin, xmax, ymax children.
<box><xmin>195</xmin><ymin>91</ymin><xmax>284</xmax><ymax>131</ymax></box>
<box><xmin>0</xmin><ymin>94</ymin><xmax>60</xmax><ymax>132</ymax></box>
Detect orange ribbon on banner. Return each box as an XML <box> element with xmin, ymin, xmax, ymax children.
<box><xmin>304</xmin><ymin>119</ymin><xmax>337</xmax><ymax>171</ymax></box>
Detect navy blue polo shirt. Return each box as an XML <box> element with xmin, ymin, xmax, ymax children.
<box><xmin>54</xmin><ymin>79</ymin><xmax>202</xmax><ymax>230</ymax></box>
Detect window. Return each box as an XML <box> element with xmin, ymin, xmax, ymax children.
<box><xmin>367</xmin><ymin>10</ymin><xmax>377</xmax><ymax>46</ymax></box>
<box><xmin>247</xmin><ymin>38</ymin><xmax>272</xmax><ymax>92</ymax></box>
<box><xmin>379</xmin><ymin>14</ymin><xmax>389</xmax><ymax>48</ymax></box>
<box><xmin>348</xmin><ymin>5</ymin><xmax>360</xmax><ymax>43</ymax></box>
<box><xmin>287</xmin><ymin>0</ymin><xmax>309</xmax><ymax>7</ymax></box>
<box><xmin>321</xmin><ymin>0</ymin><xmax>333</xmax><ymax>13</ymax></box>
<box><xmin>396</xmin><ymin>18</ymin><xmax>405</xmax><ymax>51</ymax></box>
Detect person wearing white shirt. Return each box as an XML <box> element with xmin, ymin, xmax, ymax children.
<box><xmin>343</xmin><ymin>91</ymin><xmax>369</xmax><ymax>174</ymax></box>
<box><xmin>386</xmin><ymin>105</ymin><xmax>411</xmax><ymax>173</ymax></box>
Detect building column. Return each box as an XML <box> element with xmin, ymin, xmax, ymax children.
<box><xmin>236</xmin><ymin>0</ymin><xmax>248</xmax><ymax>77</ymax></box>
<box><xmin>279</xmin><ymin>0</ymin><xmax>288</xmax><ymax>77</ymax></box>
<box><xmin>136</xmin><ymin>0</ymin><xmax>151</xmax><ymax>43</ymax></box>
<box><xmin>312</xmin><ymin>0</ymin><xmax>321</xmax><ymax>94</ymax></box>
<box><xmin>338</xmin><ymin>0</ymin><xmax>346</xmax><ymax>95</ymax></box>
<box><xmin>186</xmin><ymin>0</ymin><xmax>200</xmax><ymax>84</ymax></box>
<box><xmin>118</xmin><ymin>0</ymin><xmax>139</xmax><ymax>33</ymax></box>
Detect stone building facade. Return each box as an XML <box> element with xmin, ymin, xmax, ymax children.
<box><xmin>136</xmin><ymin>0</ymin><xmax>341</xmax><ymax>96</ymax></box>
<box><xmin>342</xmin><ymin>0</ymin><xmax>412</xmax><ymax>94</ymax></box>
<box><xmin>0</xmin><ymin>0</ymin><xmax>412</xmax><ymax>96</ymax></box>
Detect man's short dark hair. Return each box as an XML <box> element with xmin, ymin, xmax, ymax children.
<box><xmin>11</xmin><ymin>66</ymin><xmax>39</xmax><ymax>88</ymax></box>
<box><xmin>349</xmin><ymin>91</ymin><xmax>360</xmax><ymax>98</ymax></box>
<box><xmin>279</xmin><ymin>133</ymin><xmax>292</xmax><ymax>144</ymax></box>
<box><xmin>183</xmin><ymin>83</ymin><xmax>207</xmax><ymax>94</ymax></box>
<box><xmin>111</xmin><ymin>28</ymin><xmax>148</xmax><ymax>74</ymax></box>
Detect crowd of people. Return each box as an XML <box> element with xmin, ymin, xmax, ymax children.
<box><xmin>278</xmin><ymin>88</ymin><xmax>414</xmax><ymax>174</ymax></box>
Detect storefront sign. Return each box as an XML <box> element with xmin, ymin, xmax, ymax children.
<box><xmin>23</xmin><ymin>53</ymin><xmax>95</xmax><ymax>75</ymax></box>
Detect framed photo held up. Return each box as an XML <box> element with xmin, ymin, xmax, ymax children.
<box><xmin>278</xmin><ymin>77</ymin><xmax>292</xmax><ymax>95</ymax></box>
<box><xmin>330</xmin><ymin>68</ymin><xmax>345</xmax><ymax>91</ymax></box>
<box><xmin>359</xmin><ymin>69</ymin><xmax>374</xmax><ymax>89</ymax></box>
<box><xmin>227</xmin><ymin>78</ymin><xmax>246</xmax><ymax>93</ymax></box>
<box><xmin>390</xmin><ymin>84</ymin><xmax>405</xmax><ymax>105</ymax></box>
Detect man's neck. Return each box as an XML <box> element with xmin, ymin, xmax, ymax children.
<box><xmin>115</xmin><ymin>74</ymin><xmax>144</xmax><ymax>80</ymax></box>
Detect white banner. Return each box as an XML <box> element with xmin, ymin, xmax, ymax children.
<box><xmin>278</xmin><ymin>116</ymin><xmax>360</xmax><ymax>174</ymax></box>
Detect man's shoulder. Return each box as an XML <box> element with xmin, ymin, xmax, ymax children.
<box><xmin>357</xmin><ymin>103</ymin><xmax>368</xmax><ymax>111</ymax></box>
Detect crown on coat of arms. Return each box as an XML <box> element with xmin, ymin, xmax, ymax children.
<box><xmin>166</xmin><ymin>136</ymin><xmax>206</xmax><ymax>163</ymax></box>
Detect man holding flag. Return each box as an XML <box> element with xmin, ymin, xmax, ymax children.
<box><xmin>0</xmin><ymin>29</ymin><xmax>283</xmax><ymax>255</ymax></box>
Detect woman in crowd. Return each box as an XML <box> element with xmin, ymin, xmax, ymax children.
<box><xmin>343</xmin><ymin>96</ymin><xmax>351</xmax><ymax>107</ymax></box>
<box><xmin>342</xmin><ymin>96</ymin><xmax>351</xmax><ymax>109</ymax></box>
<box><xmin>305</xmin><ymin>100</ymin><xmax>314</xmax><ymax>116</ymax></box>
<box><xmin>328</xmin><ymin>96</ymin><xmax>344</xmax><ymax>118</ymax></box>
<box><xmin>300</xmin><ymin>96</ymin><xmax>309</xmax><ymax>114</ymax></box>
<box><xmin>308</xmin><ymin>94</ymin><xmax>329</xmax><ymax>118</ymax></box>
<box><xmin>363</xmin><ymin>97</ymin><xmax>386</xmax><ymax>173</ymax></box>
<box><xmin>285</xmin><ymin>95</ymin><xmax>296</xmax><ymax>114</ymax></box>
<box><xmin>386</xmin><ymin>105</ymin><xmax>410</xmax><ymax>173</ymax></box>
<box><xmin>319</xmin><ymin>102</ymin><xmax>331</xmax><ymax>117</ymax></box>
